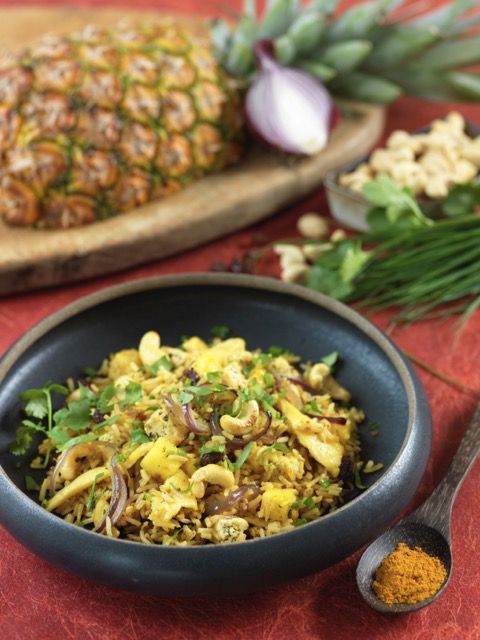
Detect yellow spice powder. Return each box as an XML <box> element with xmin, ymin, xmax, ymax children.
<box><xmin>372</xmin><ymin>542</ymin><xmax>448</xmax><ymax>605</ymax></box>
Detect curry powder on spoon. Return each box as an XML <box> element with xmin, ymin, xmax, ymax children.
<box><xmin>372</xmin><ymin>542</ymin><xmax>448</xmax><ymax>605</ymax></box>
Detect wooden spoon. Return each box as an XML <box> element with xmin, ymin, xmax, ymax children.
<box><xmin>356</xmin><ymin>402</ymin><xmax>480</xmax><ymax>613</ymax></box>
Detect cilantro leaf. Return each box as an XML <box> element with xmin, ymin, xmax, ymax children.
<box><xmin>199</xmin><ymin>442</ymin><xmax>226</xmax><ymax>455</ymax></box>
<box><xmin>119</xmin><ymin>382</ymin><xmax>142</xmax><ymax>407</ymax></box>
<box><xmin>321</xmin><ymin>352</ymin><xmax>338</xmax><ymax>368</ymax></box>
<box><xmin>306</xmin><ymin>264</ymin><xmax>355</xmax><ymax>300</ymax></box>
<box><xmin>268</xmin><ymin>346</ymin><xmax>285</xmax><ymax>357</ymax></box>
<box><xmin>210</xmin><ymin>325</ymin><xmax>230</xmax><ymax>339</ymax></box>
<box><xmin>23</xmin><ymin>394</ymin><xmax>48</xmax><ymax>420</ymax></box>
<box><xmin>86</xmin><ymin>471</ymin><xmax>105</xmax><ymax>511</ymax></box>
<box><xmin>56</xmin><ymin>432</ymin><xmax>98</xmax><ymax>452</ymax></box>
<box><xmin>53</xmin><ymin>398</ymin><xmax>91</xmax><ymax>432</ymax></box>
<box><xmin>10</xmin><ymin>425</ymin><xmax>37</xmax><ymax>456</ymax></box>
<box><xmin>97</xmin><ymin>384</ymin><xmax>116</xmax><ymax>414</ymax></box>
<box><xmin>146</xmin><ymin>356</ymin><xmax>174</xmax><ymax>375</ymax></box>
<box><xmin>131</xmin><ymin>424</ymin><xmax>150</xmax><ymax>444</ymax></box>
<box><xmin>25</xmin><ymin>475</ymin><xmax>40</xmax><ymax>491</ymax></box>
<box><xmin>178</xmin><ymin>390</ymin><xmax>194</xmax><ymax>405</ymax></box>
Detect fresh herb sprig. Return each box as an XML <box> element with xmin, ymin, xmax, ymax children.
<box><xmin>306</xmin><ymin>177</ymin><xmax>480</xmax><ymax>330</ymax></box>
<box><xmin>11</xmin><ymin>381</ymin><xmax>120</xmax><ymax>464</ymax></box>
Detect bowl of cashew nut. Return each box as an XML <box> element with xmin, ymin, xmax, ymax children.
<box><xmin>324</xmin><ymin>112</ymin><xmax>480</xmax><ymax>231</ymax></box>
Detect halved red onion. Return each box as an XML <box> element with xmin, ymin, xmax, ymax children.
<box><xmin>305</xmin><ymin>413</ymin><xmax>347</xmax><ymax>425</ymax></box>
<box><xmin>49</xmin><ymin>441</ymin><xmax>116</xmax><ymax>496</ymax></box>
<box><xmin>204</xmin><ymin>483</ymin><xmax>260</xmax><ymax>517</ymax></box>
<box><xmin>94</xmin><ymin>455</ymin><xmax>128</xmax><ymax>533</ymax></box>
<box><xmin>245</xmin><ymin>39</ymin><xmax>335</xmax><ymax>155</ymax></box>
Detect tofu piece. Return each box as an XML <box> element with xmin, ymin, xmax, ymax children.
<box><xmin>259</xmin><ymin>488</ymin><xmax>297</xmax><ymax>523</ymax></box>
<box><xmin>210</xmin><ymin>516</ymin><xmax>249</xmax><ymax>543</ymax></box>
<box><xmin>140</xmin><ymin>437</ymin><xmax>184</xmax><ymax>480</ymax></box>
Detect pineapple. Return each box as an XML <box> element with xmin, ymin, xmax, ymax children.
<box><xmin>2</xmin><ymin>1</ymin><xmax>479</xmax><ymax>229</ymax></box>
<box><xmin>0</xmin><ymin>22</ymin><xmax>243</xmax><ymax>228</ymax></box>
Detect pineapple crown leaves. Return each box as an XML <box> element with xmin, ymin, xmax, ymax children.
<box><xmin>211</xmin><ymin>0</ymin><xmax>480</xmax><ymax>104</ymax></box>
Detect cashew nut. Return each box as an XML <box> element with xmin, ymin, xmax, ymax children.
<box><xmin>296</xmin><ymin>213</ymin><xmax>329</xmax><ymax>240</ymax></box>
<box><xmin>138</xmin><ymin>331</ymin><xmax>162</xmax><ymax>366</ymax></box>
<box><xmin>190</xmin><ymin>464</ymin><xmax>235</xmax><ymax>498</ymax></box>
<box><xmin>220</xmin><ymin>400</ymin><xmax>260</xmax><ymax>436</ymax></box>
<box><xmin>306</xmin><ymin>363</ymin><xmax>351</xmax><ymax>402</ymax></box>
<box><xmin>57</xmin><ymin>442</ymin><xmax>113</xmax><ymax>481</ymax></box>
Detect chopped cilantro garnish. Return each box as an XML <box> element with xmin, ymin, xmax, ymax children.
<box><xmin>131</xmin><ymin>424</ymin><xmax>150</xmax><ymax>444</ymax></box>
<box><xmin>210</xmin><ymin>325</ymin><xmax>230</xmax><ymax>339</ymax></box>
<box><xmin>53</xmin><ymin>398</ymin><xmax>91</xmax><ymax>432</ymax></box>
<box><xmin>115</xmin><ymin>454</ymin><xmax>128</xmax><ymax>463</ymax></box>
<box><xmin>263</xmin><ymin>372</ymin><xmax>274</xmax><ymax>387</ymax></box>
<box><xmin>164</xmin><ymin>527</ymin><xmax>182</xmax><ymax>545</ymax></box>
<box><xmin>199</xmin><ymin>442</ymin><xmax>225</xmax><ymax>455</ymax></box>
<box><xmin>321</xmin><ymin>351</ymin><xmax>339</xmax><ymax>368</ymax></box>
<box><xmin>146</xmin><ymin>356</ymin><xmax>174</xmax><ymax>375</ymax></box>
<box><xmin>292</xmin><ymin>496</ymin><xmax>316</xmax><ymax>510</ymax></box>
<box><xmin>25</xmin><ymin>475</ymin><xmax>40</xmax><ymax>492</ymax></box>
<box><xmin>223</xmin><ymin>458</ymin><xmax>235</xmax><ymax>471</ymax></box>
<box><xmin>294</xmin><ymin>518</ymin><xmax>308</xmax><ymax>527</ymax></box>
<box><xmin>268</xmin><ymin>345</ymin><xmax>286</xmax><ymax>357</ymax></box>
<box><xmin>178</xmin><ymin>390</ymin><xmax>194</xmax><ymax>404</ymax></box>
<box><xmin>320</xmin><ymin>477</ymin><xmax>331</xmax><ymax>488</ymax></box>
<box><xmin>166</xmin><ymin>448</ymin><xmax>187</xmax><ymax>457</ymax></box>
<box><xmin>207</xmin><ymin>371</ymin><xmax>222</xmax><ymax>384</ymax></box>
<box><xmin>93</xmin><ymin>414</ymin><xmax>119</xmax><ymax>431</ymax></box>
<box><xmin>235</xmin><ymin>441</ymin><xmax>254</xmax><ymax>470</ymax></box>
<box><xmin>56</xmin><ymin>432</ymin><xmax>97</xmax><ymax>452</ymax></box>
<box><xmin>86</xmin><ymin>471</ymin><xmax>105</xmax><ymax>511</ymax></box>
<box><xmin>119</xmin><ymin>382</ymin><xmax>142</xmax><ymax>407</ymax></box>
<box><xmin>97</xmin><ymin>384</ymin><xmax>116</xmax><ymax>414</ymax></box>
<box><xmin>261</xmin><ymin>443</ymin><xmax>290</xmax><ymax>455</ymax></box>
<box><xmin>84</xmin><ymin>366</ymin><xmax>99</xmax><ymax>377</ymax></box>
<box><xmin>303</xmin><ymin>399</ymin><xmax>321</xmax><ymax>414</ymax></box>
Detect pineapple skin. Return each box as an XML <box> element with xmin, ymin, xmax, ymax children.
<box><xmin>0</xmin><ymin>22</ymin><xmax>244</xmax><ymax>229</ymax></box>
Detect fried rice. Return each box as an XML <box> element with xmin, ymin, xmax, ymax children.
<box><xmin>22</xmin><ymin>330</ymin><xmax>375</xmax><ymax>545</ymax></box>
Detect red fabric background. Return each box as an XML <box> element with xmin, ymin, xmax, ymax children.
<box><xmin>1</xmin><ymin>2</ymin><xmax>480</xmax><ymax>639</ymax></box>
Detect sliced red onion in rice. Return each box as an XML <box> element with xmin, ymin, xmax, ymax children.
<box><xmin>49</xmin><ymin>441</ymin><xmax>116</xmax><ymax>496</ymax></box>
<box><xmin>305</xmin><ymin>413</ymin><xmax>347</xmax><ymax>425</ymax></box>
<box><xmin>204</xmin><ymin>483</ymin><xmax>261</xmax><ymax>516</ymax></box>
<box><xmin>181</xmin><ymin>402</ymin><xmax>209</xmax><ymax>434</ymax></box>
<box><xmin>94</xmin><ymin>455</ymin><xmax>128</xmax><ymax>533</ymax></box>
<box><xmin>287</xmin><ymin>376</ymin><xmax>316</xmax><ymax>395</ymax></box>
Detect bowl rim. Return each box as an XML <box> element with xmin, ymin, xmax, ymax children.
<box><xmin>0</xmin><ymin>272</ymin><xmax>424</xmax><ymax>552</ymax></box>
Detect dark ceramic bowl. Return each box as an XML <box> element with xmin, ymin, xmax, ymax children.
<box><xmin>0</xmin><ymin>274</ymin><xmax>431</xmax><ymax>597</ymax></box>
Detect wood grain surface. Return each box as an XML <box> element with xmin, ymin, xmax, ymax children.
<box><xmin>0</xmin><ymin>7</ymin><xmax>386</xmax><ymax>295</ymax></box>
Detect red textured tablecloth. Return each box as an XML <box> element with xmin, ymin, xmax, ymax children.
<box><xmin>1</xmin><ymin>1</ymin><xmax>480</xmax><ymax>639</ymax></box>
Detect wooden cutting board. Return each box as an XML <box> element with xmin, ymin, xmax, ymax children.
<box><xmin>0</xmin><ymin>7</ymin><xmax>385</xmax><ymax>295</ymax></box>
